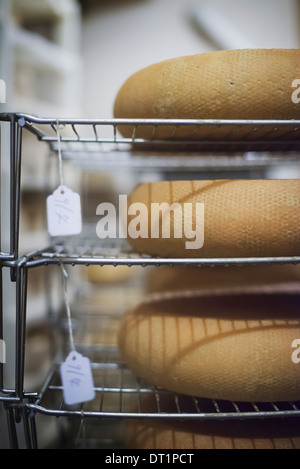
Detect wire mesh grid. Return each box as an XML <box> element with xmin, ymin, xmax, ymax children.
<box><xmin>26</xmin><ymin>344</ymin><xmax>300</xmax><ymax>421</ymax></box>
<box><xmin>10</xmin><ymin>113</ymin><xmax>300</xmax><ymax>170</ymax></box>
<box><xmin>23</xmin><ymin>231</ymin><xmax>300</xmax><ymax>269</ymax></box>
<box><xmin>25</xmin><ymin>275</ymin><xmax>300</xmax><ymax>424</ymax></box>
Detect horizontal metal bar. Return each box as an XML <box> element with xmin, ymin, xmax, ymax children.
<box><xmin>23</xmin><ymin>342</ymin><xmax>300</xmax><ymax>422</ymax></box>
<box><xmin>48</xmin><ymin>385</ymin><xmax>158</xmax><ymax>394</ymax></box>
<box><xmin>6</xmin><ymin>113</ymin><xmax>300</xmax><ymax>126</ymax></box>
<box><xmin>23</xmin><ymin>255</ymin><xmax>300</xmax><ymax>269</ymax></box>
<box><xmin>1</xmin><ymin>113</ymin><xmax>299</xmax><ymax>146</ymax></box>
<box><xmin>24</xmin><ymin>403</ymin><xmax>300</xmax><ymax>421</ymax></box>
<box><xmin>0</xmin><ymin>392</ymin><xmax>39</xmax><ymax>403</ymax></box>
<box><xmin>40</xmin><ymin>136</ymin><xmax>300</xmax><ymax>145</ymax></box>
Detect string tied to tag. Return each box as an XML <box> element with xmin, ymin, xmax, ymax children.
<box><xmin>55</xmin><ymin>119</ymin><xmax>65</xmax><ymax>194</ymax></box>
<box><xmin>59</xmin><ymin>260</ymin><xmax>95</xmax><ymax>405</ymax></box>
<box><xmin>60</xmin><ymin>258</ymin><xmax>76</xmax><ymax>354</ymax></box>
<box><xmin>46</xmin><ymin>121</ymin><xmax>82</xmax><ymax>237</ymax></box>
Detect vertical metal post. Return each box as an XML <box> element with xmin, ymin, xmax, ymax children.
<box><xmin>0</xmin><ymin>266</ymin><xmax>4</xmax><ymax>393</ymax></box>
<box><xmin>13</xmin><ymin>120</ymin><xmax>23</xmax><ymax>261</ymax></box>
<box><xmin>15</xmin><ymin>265</ymin><xmax>27</xmax><ymax>401</ymax></box>
<box><xmin>22</xmin><ymin>407</ymin><xmax>33</xmax><ymax>449</ymax></box>
<box><xmin>9</xmin><ymin>114</ymin><xmax>16</xmax><ymax>260</ymax></box>
<box><xmin>28</xmin><ymin>410</ymin><xmax>38</xmax><ymax>449</ymax></box>
<box><xmin>10</xmin><ymin>117</ymin><xmax>23</xmax><ymax>284</ymax></box>
<box><xmin>0</xmin><ymin>117</ymin><xmax>2</xmax><ymax>257</ymax></box>
<box><xmin>5</xmin><ymin>405</ymin><xmax>18</xmax><ymax>449</ymax></box>
<box><xmin>23</xmin><ymin>406</ymin><xmax>39</xmax><ymax>449</ymax></box>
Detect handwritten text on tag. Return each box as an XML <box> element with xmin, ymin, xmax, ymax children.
<box><xmin>60</xmin><ymin>351</ymin><xmax>95</xmax><ymax>405</ymax></box>
<box><xmin>47</xmin><ymin>185</ymin><xmax>82</xmax><ymax>237</ymax></box>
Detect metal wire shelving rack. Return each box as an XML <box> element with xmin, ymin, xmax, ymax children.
<box><xmin>0</xmin><ymin>112</ymin><xmax>300</xmax><ymax>449</ymax></box>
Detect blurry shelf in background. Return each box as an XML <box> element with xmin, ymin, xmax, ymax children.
<box><xmin>13</xmin><ymin>27</ymin><xmax>81</xmax><ymax>74</ymax></box>
<box><xmin>2</xmin><ymin>0</ymin><xmax>82</xmax><ymax>117</ymax></box>
<box><xmin>0</xmin><ymin>3</ymin><xmax>83</xmax><ymax>437</ymax></box>
<box><xmin>19</xmin><ymin>231</ymin><xmax>49</xmax><ymax>258</ymax></box>
<box><xmin>13</xmin><ymin>0</ymin><xmax>79</xmax><ymax>20</ymax></box>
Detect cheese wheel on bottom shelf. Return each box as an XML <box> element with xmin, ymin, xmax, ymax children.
<box><xmin>125</xmin><ymin>395</ymin><xmax>300</xmax><ymax>449</ymax></box>
<box><xmin>125</xmin><ymin>415</ymin><xmax>300</xmax><ymax>450</ymax></box>
<box><xmin>118</xmin><ymin>291</ymin><xmax>300</xmax><ymax>402</ymax></box>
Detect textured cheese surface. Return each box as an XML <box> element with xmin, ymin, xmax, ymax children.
<box><xmin>118</xmin><ymin>292</ymin><xmax>300</xmax><ymax>402</ymax></box>
<box><xmin>114</xmin><ymin>49</ymin><xmax>300</xmax><ymax>139</ymax></box>
<box><xmin>125</xmin><ymin>412</ymin><xmax>300</xmax><ymax>449</ymax></box>
<box><xmin>126</xmin><ymin>179</ymin><xmax>300</xmax><ymax>258</ymax></box>
<box><xmin>146</xmin><ymin>264</ymin><xmax>300</xmax><ymax>294</ymax></box>
<box><xmin>125</xmin><ymin>395</ymin><xmax>300</xmax><ymax>449</ymax></box>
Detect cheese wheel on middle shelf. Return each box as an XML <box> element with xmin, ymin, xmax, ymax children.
<box><xmin>125</xmin><ymin>179</ymin><xmax>300</xmax><ymax>259</ymax></box>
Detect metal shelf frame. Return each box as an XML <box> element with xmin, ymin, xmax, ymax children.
<box><xmin>0</xmin><ymin>112</ymin><xmax>299</xmax><ymax>449</ymax></box>
<box><xmin>7</xmin><ymin>113</ymin><xmax>300</xmax><ymax>150</ymax></box>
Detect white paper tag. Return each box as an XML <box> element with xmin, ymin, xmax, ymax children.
<box><xmin>47</xmin><ymin>185</ymin><xmax>82</xmax><ymax>237</ymax></box>
<box><xmin>60</xmin><ymin>351</ymin><xmax>95</xmax><ymax>405</ymax></box>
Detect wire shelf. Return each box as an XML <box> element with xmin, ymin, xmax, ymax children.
<box><xmin>25</xmin><ymin>344</ymin><xmax>300</xmax><ymax>421</ymax></box>
<box><xmin>1</xmin><ymin>113</ymin><xmax>300</xmax><ymax>448</ymax></box>
<box><xmin>20</xmin><ymin>234</ymin><xmax>300</xmax><ymax>269</ymax></box>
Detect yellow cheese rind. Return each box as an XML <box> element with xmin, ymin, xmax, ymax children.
<box><xmin>118</xmin><ymin>291</ymin><xmax>300</xmax><ymax>402</ymax></box>
<box><xmin>114</xmin><ymin>49</ymin><xmax>300</xmax><ymax>139</ymax></box>
<box><xmin>126</xmin><ymin>179</ymin><xmax>300</xmax><ymax>258</ymax></box>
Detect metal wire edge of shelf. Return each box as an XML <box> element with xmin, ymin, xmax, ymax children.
<box><xmin>24</xmin><ymin>403</ymin><xmax>300</xmax><ymax>421</ymax></box>
<box><xmin>23</xmin><ymin>359</ymin><xmax>300</xmax><ymax>422</ymax></box>
<box><xmin>12</xmin><ymin>113</ymin><xmax>300</xmax><ymax>140</ymax></box>
<box><xmin>62</xmin><ymin>152</ymin><xmax>300</xmax><ymax>172</ymax></box>
<box><xmin>2</xmin><ymin>113</ymin><xmax>300</xmax><ymax>155</ymax></box>
<box><xmin>15</xmin><ymin>236</ymin><xmax>300</xmax><ymax>269</ymax></box>
<box><xmin>23</xmin><ymin>255</ymin><xmax>300</xmax><ymax>269</ymax></box>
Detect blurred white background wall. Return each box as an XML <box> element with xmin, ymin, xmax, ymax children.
<box><xmin>80</xmin><ymin>0</ymin><xmax>300</xmax><ymax>119</ymax></box>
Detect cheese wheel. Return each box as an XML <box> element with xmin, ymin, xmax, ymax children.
<box><xmin>126</xmin><ymin>179</ymin><xmax>300</xmax><ymax>258</ymax></box>
<box><xmin>114</xmin><ymin>49</ymin><xmax>300</xmax><ymax>139</ymax></box>
<box><xmin>86</xmin><ymin>265</ymin><xmax>138</xmax><ymax>284</ymax></box>
<box><xmin>118</xmin><ymin>291</ymin><xmax>300</xmax><ymax>402</ymax></box>
<box><xmin>125</xmin><ymin>416</ymin><xmax>300</xmax><ymax>450</ymax></box>
<box><xmin>125</xmin><ymin>396</ymin><xmax>300</xmax><ymax>449</ymax></box>
<box><xmin>146</xmin><ymin>264</ymin><xmax>300</xmax><ymax>294</ymax></box>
